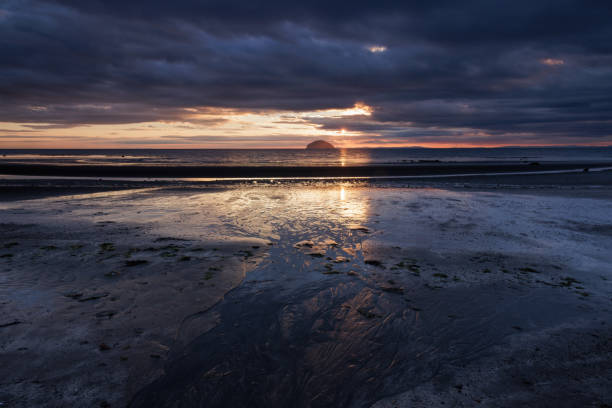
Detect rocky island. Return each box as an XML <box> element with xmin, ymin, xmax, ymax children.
<box><xmin>306</xmin><ymin>140</ymin><xmax>335</xmax><ymax>149</ymax></box>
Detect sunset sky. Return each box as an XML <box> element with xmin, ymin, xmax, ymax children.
<box><xmin>1</xmin><ymin>1</ymin><xmax>612</xmax><ymax>148</ymax></box>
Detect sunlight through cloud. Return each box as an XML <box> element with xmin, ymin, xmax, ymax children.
<box><xmin>367</xmin><ymin>45</ymin><xmax>387</xmax><ymax>53</ymax></box>
<box><xmin>540</xmin><ymin>58</ymin><xmax>564</xmax><ymax>66</ymax></box>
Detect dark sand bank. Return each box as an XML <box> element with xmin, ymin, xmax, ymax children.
<box><xmin>2</xmin><ymin>167</ymin><xmax>612</xmax><ymax>202</ymax></box>
<box><xmin>1</xmin><ymin>161</ymin><xmax>611</xmax><ymax>178</ymax></box>
<box><xmin>415</xmin><ymin>167</ymin><xmax>612</xmax><ymax>186</ymax></box>
<box><xmin>0</xmin><ymin>185</ymin><xmax>136</xmax><ymax>201</ymax></box>
<box><xmin>1</xmin><ymin>182</ymin><xmax>611</xmax><ymax>407</ymax></box>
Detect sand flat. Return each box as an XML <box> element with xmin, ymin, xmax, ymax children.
<box><xmin>1</xmin><ymin>181</ymin><xmax>611</xmax><ymax>407</ymax></box>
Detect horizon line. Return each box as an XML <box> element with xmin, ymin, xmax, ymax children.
<box><xmin>1</xmin><ymin>145</ymin><xmax>612</xmax><ymax>150</ymax></box>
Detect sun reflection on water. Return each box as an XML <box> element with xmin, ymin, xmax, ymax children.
<box><xmin>72</xmin><ymin>183</ymin><xmax>372</xmax><ymax>243</ymax></box>
<box><xmin>339</xmin><ymin>149</ymin><xmax>347</xmax><ymax>167</ymax></box>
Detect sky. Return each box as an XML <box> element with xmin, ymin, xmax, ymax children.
<box><xmin>1</xmin><ymin>0</ymin><xmax>612</xmax><ymax>148</ymax></box>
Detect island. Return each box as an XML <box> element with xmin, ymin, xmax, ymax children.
<box><xmin>306</xmin><ymin>140</ymin><xmax>335</xmax><ymax>149</ymax></box>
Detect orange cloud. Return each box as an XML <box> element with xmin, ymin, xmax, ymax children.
<box><xmin>540</xmin><ymin>58</ymin><xmax>564</xmax><ymax>66</ymax></box>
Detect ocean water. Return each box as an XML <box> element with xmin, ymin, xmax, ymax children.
<box><xmin>1</xmin><ymin>147</ymin><xmax>611</xmax><ymax>167</ymax></box>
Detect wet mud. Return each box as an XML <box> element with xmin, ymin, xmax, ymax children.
<box><xmin>130</xmin><ymin>232</ymin><xmax>608</xmax><ymax>408</ymax></box>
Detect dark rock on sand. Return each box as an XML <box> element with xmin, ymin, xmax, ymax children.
<box><xmin>125</xmin><ymin>259</ymin><xmax>148</xmax><ymax>267</ymax></box>
<box><xmin>364</xmin><ymin>259</ymin><xmax>384</xmax><ymax>267</ymax></box>
<box><xmin>98</xmin><ymin>343</ymin><xmax>111</xmax><ymax>351</ymax></box>
<box><xmin>78</xmin><ymin>292</ymin><xmax>110</xmax><ymax>302</ymax></box>
<box><xmin>380</xmin><ymin>286</ymin><xmax>404</xmax><ymax>294</ymax></box>
<box><xmin>95</xmin><ymin>310</ymin><xmax>117</xmax><ymax>319</ymax></box>
<box><xmin>0</xmin><ymin>320</ymin><xmax>22</xmax><ymax>328</ymax></box>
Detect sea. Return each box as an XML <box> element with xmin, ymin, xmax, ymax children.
<box><xmin>1</xmin><ymin>147</ymin><xmax>611</xmax><ymax>167</ymax></box>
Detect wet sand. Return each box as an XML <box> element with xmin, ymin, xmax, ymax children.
<box><xmin>1</xmin><ymin>160</ymin><xmax>611</xmax><ymax>178</ymax></box>
<box><xmin>1</xmin><ymin>175</ymin><xmax>611</xmax><ymax>407</ymax></box>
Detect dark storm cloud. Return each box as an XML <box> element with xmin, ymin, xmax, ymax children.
<box><xmin>1</xmin><ymin>0</ymin><xmax>612</xmax><ymax>143</ymax></box>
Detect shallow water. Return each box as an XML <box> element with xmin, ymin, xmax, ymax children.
<box><xmin>114</xmin><ymin>184</ymin><xmax>610</xmax><ymax>407</ymax></box>
<box><xmin>129</xmin><ymin>248</ymin><xmax>589</xmax><ymax>407</ymax></box>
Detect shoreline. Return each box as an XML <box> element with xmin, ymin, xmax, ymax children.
<box><xmin>1</xmin><ymin>161</ymin><xmax>611</xmax><ymax>178</ymax></box>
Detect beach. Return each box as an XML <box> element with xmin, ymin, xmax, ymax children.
<box><xmin>1</xmin><ymin>168</ymin><xmax>612</xmax><ymax>407</ymax></box>
<box><xmin>5</xmin><ymin>0</ymin><xmax>612</xmax><ymax>403</ymax></box>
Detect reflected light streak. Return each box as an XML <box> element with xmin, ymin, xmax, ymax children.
<box><xmin>271</xmin><ymin>185</ymin><xmax>368</xmax><ymax>223</ymax></box>
<box><xmin>339</xmin><ymin>149</ymin><xmax>347</xmax><ymax>167</ymax></box>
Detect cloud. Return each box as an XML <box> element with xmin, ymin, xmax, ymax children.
<box><xmin>367</xmin><ymin>45</ymin><xmax>387</xmax><ymax>53</ymax></box>
<box><xmin>1</xmin><ymin>0</ymin><xmax>611</xmax><ymax>145</ymax></box>
<box><xmin>541</xmin><ymin>58</ymin><xmax>565</xmax><ymax>66</ymax></box>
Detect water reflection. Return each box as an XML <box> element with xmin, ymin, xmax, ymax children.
<box><xmin>6</xmin><ymin>181</ymin><xmax>606</xmax><ymax>407</ymax></box>
<box><xmin>128</xmin><ymin>178</ymin><xmax>591</xmax><ymax>407</ymax></box>
<box><xmin>339</xmin><ymin>148</ymin><xmax>347</xmax><ymax>167</ymax></box>
<box><xmin>115</xmin><ymin>183</ymin><xmax>372</xmax><ymax>244</ymax></box>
